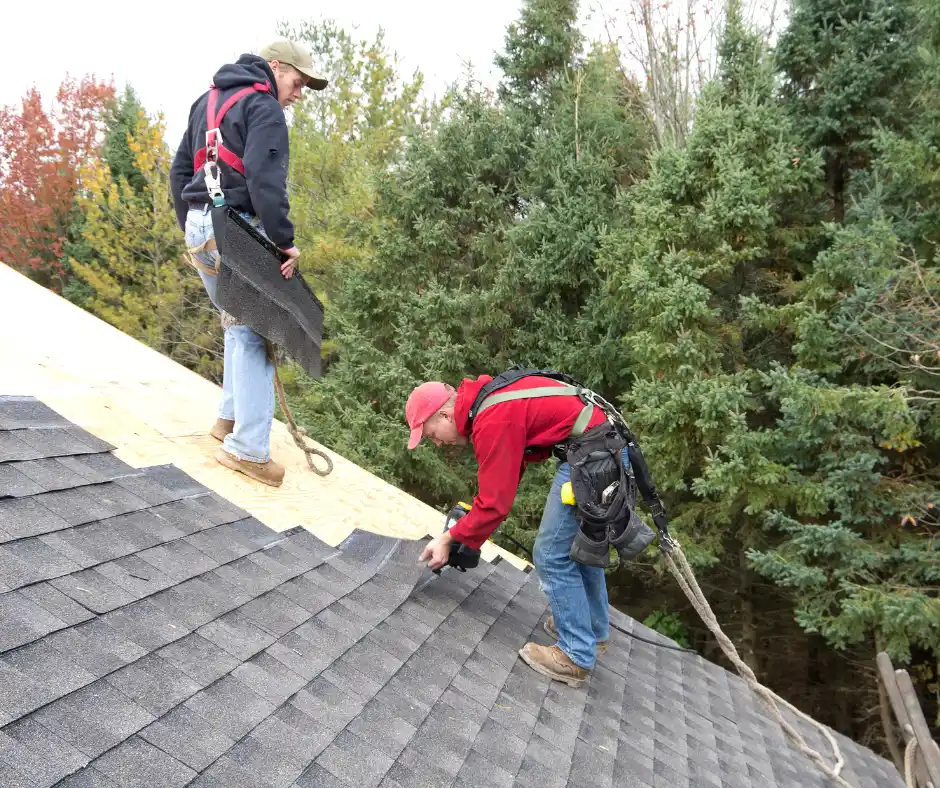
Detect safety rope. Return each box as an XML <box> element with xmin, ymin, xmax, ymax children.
<box><xmin>266</xmin><ymin>342</ymin><xmax>333</xmax><ymax>476</ymax></box>
<box><xmin>905</xmin><ymin>736</ymin><xmax>919</xmax><ymax>788</ymax></box>
<box><xmin>661</xmin><ymin>544</ymin><xmax>854</xmax><ymax>788</ymax></box>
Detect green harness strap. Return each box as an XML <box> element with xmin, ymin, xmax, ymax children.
<box><xmin>474</xmin><ymin>385</ymin><xmax>596</xmax><ymax>438</ymax></box>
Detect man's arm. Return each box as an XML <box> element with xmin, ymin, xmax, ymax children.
<box><xmin>446</xmin><ymin>418</ymin><xmax>528</xmax><ymax>550</ymax></box>
<box><xmin>242</xmin><ymin>114</ymin><xmax>295</xmax><ymax>250</ymax></box>
<box><xmin>169</xmin><ymin>126</ymin><xmax>194</xmax><ymax>232</ymax></box>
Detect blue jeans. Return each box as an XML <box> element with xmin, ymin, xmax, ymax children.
<box><xmin>185</xmin><ymin>207</ymin><xmax>275</xmax><ymax>463</ymax></box>
<box><xmin>534</xmin><ymin>447</ymin><xmax>628</xmax><ymax>669</ymax></box>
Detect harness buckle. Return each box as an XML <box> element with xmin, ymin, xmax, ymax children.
<box><xmin>203</xmin><ymin>161</ymin><xmax>224</xmax><ymax>207</ymax></box>
<box><xmin>203</xmin><ymin>128</ymin><xmax>225</xmax><ymax>206</ymax></box>
<box><xmin>205</xmin><ymin>127</ymin><xmax>222</xmax><ymax>162</ymax></box>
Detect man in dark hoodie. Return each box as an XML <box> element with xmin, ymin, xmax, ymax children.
<box><xmin>170</xmin><ymin>39</ymin><xmax>327</xmax><ymax>488</ymax></box>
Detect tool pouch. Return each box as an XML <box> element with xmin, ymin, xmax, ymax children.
<box><xmin>566</xmin><ymin>425</ymin><xmax>655</xmax><ymax>567</ymax></box>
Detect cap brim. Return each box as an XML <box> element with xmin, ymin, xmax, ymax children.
<box><xmin>407</xmin><ymin>425</ymin><xmax>424</xmax><ymax>450</ymax></box>
<box><xmin>296</xmin><ymin>65</ymin><xmax>328</xmax><ymax>91</ymax></box>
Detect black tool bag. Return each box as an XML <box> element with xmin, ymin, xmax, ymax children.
<box><xmin>566</xmin><ymin>424</ymin><xmax>656</xmax><ymax>568</ymax></box>
<box><xmin>210</xmin><ymin>206</ymin><xmax>325</xmax><ymax>379</ymax></box>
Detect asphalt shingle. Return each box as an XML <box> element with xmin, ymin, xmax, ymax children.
<box><xmin>0</xmin><ymin>464</ymin><xmax>45</xmax><ymax>497</ymax></box>
<box><xmin>12</xmin><ymin>457</ymin><xmax>97</xmax><ymax>491</ymax></box>
<box><xmin>0</xmin><ymin>397</ymin><xmax>71</xmax><ymax>430</ymax></box>
<box><xmin>0</xmin><ymin>398</ymin><xmax>907</xmax><ymax>788</ymax></box>
<box><xmin>92</xmin><ymin>736</ymin><xmax>197</xmax><ymax>788</ymax></box>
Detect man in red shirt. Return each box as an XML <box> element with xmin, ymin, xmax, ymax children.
<box><xmin>406</xmin><ymin>372</ymin><xmax>619</xmax><ymax>687</ymax></box>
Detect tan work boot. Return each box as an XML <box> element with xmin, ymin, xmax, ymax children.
<box><xmin>544</xmin><ymin>615</ymin><xmax>608</xmax><ymax>655</ymax></box>
<box><xmin>215</xmin><ymin>448</ymin><xmax>285</xmax><ymax>488</ymax></box>
<box><xmin>519</xmin><ymin>643</ymin><xmax>590</xmax><ymax>688</ymax></box>
<box><xmin>209</xmin><ymin>418</ymin><xmax>235</xmax><ymax>442</ymax></box>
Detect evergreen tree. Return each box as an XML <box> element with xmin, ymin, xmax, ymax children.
<box><xmin>495</xmin><ymin>0</ymin><xmax>582</xmax><ymax>113</ymax></box>
<box><xmin>274</xmin><ymin>20</ymin><xmax>429</xmax><ymax>365</ymax></box>
<box><xmin>64</xmin><ymin>87</ymin><xmax>148</xmax><ymax>308</ymax></box>
<box><xmin>101</xmin><ymin>86</ymin><xmax>149</xmax><ymax>194</ymax></box>
<box><xmin>776</xmin><ymin>0</ymin><xmax>918</xmax><ymax>220</ymax></box>
<box><xmin>745</xmin><ymin>0</ymin><xmax>940</xmax><ymax>680</ymax></box>
<box><xmin>597</xmin><ymin>3</ymin><xmax>828</xmax><ymax>670</ymax></box>
<box><xmin>743</xmin><ymin>0</ymin><xmax>940</xmax><ymax>683</ymax></box>
<box><xmin>71</xmin><ymin>106</ymin><xmax>222</xmax><ymax>381</ymax></box>
<box><xmin>595</xmin><ymin>0</ymin><xmax>937</xmax><ymax>750</ymax></box>
<box><xmin>289</xmin><ymin>0</ymin><xmax>652</xmax><ymax>556</ymax></box>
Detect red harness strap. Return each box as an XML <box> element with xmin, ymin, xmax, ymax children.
<box><xmin>193</xmin><ymin>81</ymin><xmax>271</xmax><ymax>175</ymax></box>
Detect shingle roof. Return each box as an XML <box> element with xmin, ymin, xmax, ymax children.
<box><xmin>0</xmin><ymin>395</ymin><xmax>903</xmax><ymax>788</ymax></box>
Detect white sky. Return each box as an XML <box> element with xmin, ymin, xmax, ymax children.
<box><xmin>3</xmin><ymin>1</ymin><xmax>770</xmax><ymax>150</ymax></box>
<box><xmin>1</xmin><ymin>0</ymin><xmax>526</xmax><ymax>146</ymax></box>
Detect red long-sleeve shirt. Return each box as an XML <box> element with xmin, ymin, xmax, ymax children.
<box><xmin>446</xmin><ymin>375</ymin><xmax>606</xmax><ymax>550</ymax></box>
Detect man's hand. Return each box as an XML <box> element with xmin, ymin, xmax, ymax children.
<box><xmin>419</xmin><ymin>530</ymin><xmax>453</xmax><ymax>572</ymax></box>
<box><xmin>280</xmin><ymin>246</ymin><xmax>300</xmax><ymax>278</ymax></box>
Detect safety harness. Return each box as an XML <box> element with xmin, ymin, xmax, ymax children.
<box><xmin>186</xmin><ymin>82</ymin><xmax>272</xmax><ymax>277</ymax></box>
<box><xmin>193</xmin><ymin>81</ymin><xmax>271</xmax><ymax>179</ymax></box>
<box><xmin>467</xmin><ymin>367</ymin><xmax>675</xmax><ymax>567</ymax></box>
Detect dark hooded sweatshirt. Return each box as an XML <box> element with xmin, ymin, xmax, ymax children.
<box><xmin>170</xmin><ymin>55</ymin><xmax>294</xmax><ymax>249</ymax></box>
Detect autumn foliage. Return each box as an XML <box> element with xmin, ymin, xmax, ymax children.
<box><xmin>0</xmin><ymin>76</ymin><xmax>114</xmax><ymax>289</ymax></box>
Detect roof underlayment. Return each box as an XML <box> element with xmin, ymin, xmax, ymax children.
<box><xmin>0</xmin><ymin>262</ymin><xmax>520</xmax><ymax>566</ymax></box>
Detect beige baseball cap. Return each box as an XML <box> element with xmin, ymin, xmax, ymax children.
<box><xmin>259</xmin><ymin>39</ymin><xmax>328</xmax><ymax>91</ymax></box>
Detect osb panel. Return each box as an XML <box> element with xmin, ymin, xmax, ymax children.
<box><xmin>0</xmin><ymin>263</ymin><xmax>526</xmax><ymax>568</ymax></box>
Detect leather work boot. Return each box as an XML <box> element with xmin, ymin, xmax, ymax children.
<box><xmin>215</xmin><ymin>448</ymin><xmax>285</xmax><ymax>488</ymax></box>
<box><xmin>518</xmin><ymin>643</ymin><xmax>590</xmax><ymax>688</ymax></box>
<box><xmin>209</xmin><ymin>418</ymin><xmax>235</xmax><ymax>442</ymax></box>
<box><xmin>544</xmin><ymin>615</ymin><xmax>608</xmax><ymax>655</ymax></box>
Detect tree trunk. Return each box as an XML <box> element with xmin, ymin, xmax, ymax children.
<box><xmin>739</xmin><ymin>546</ymin><xmax>758</xmax><ymax>673</ymax></box>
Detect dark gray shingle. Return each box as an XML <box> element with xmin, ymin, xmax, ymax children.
<box><xmin>0</xmin><ymin>589</ymin><xmax>71</xmax><ymax>652</ymax></box>
<box><xmin>17</xmin><ymin>427</ymin><xmax>101</xmax><ymax>459</ymax></box>
<box><xmin>0</xmin><ymin>465</ymin><xmax>45</xmax><ymax>497</ymax></box>
<box><xmin>0</xmin><ymin>497</ymin><xmax>71</xmax><ymax>541</ymax></box>
<box><xmin>0</xmin><ymin>398</ymin><xmax>906</xmax><ymax>788</ymax></box>
<box><xmin>12</xmin><ymin>457</ymin><xmax>96</xmax><ymax>491</ymax></box>
<box><xmin>92</xmin><ymin>736</ymin><xmax>197</xmax><ymax>788</ymax></box>
<box><xmin>0</xmin><ymin>431</ymin><xmax>43</xmax><ymax>463</ymax></box>
<box><xmin>30</xmin><ymin>682</ymin><xmax>155</xmax><ymax>758</ymax></box>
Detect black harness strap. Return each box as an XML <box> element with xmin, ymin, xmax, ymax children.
<box><xmin>468</xmin><ymin>366</ymin><xmax>672</xmax><ymax>542</ymax></box>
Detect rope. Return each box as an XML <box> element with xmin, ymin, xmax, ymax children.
<box><xmin>905</xmin><ymin>736</ymin><xmax>919</xmax><ymax>788</ymax></box>
<box><xmin>266</xmin><ymin>342</ymin><xmax>333</xmax><ymax>477</ymax></box>
<box><xmin>661</xmin><ymin>544</ymin><xmax>855</xmax><ymax>788</ymax></box>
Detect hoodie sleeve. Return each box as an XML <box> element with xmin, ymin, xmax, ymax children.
<box><xmin>242</xmin><ymin>105</ymin><xmax>295</xmax><ymax>249</ymax></box>
<box><xmin>447</xmin><ymin>417</ymin><xmax>527</xmax><ymax>550</ymax></box>
<box><xmin>170</xmin><ymin>125</ymin><xmax>194</xmax><ymax>232</ymax></box>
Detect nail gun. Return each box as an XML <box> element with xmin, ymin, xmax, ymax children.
<box><xmin>432</xmin><ymin>502</ymin><xmax>482</xmax><ymax>576</ymax></box>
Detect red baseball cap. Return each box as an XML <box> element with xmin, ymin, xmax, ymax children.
<box><xmin>405</xmin><ymin>382</ymin><xmax>451</xmax><ymax>449</ymax></box>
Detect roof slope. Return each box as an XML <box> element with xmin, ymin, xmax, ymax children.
<box><xmin>0</xmin><ymin>395</ymin><xmax>903</xmax><ymax>788</ymax></box>
<box><xmin>0</xmin><ymin>261</ymin><xmax>524</xmax><ymax>565</ymax></box>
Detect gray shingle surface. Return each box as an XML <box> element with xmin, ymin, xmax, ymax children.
<box><xmin>0</xmin><ymin>396</ymin><xmax>904</xmax><ymax>788</ymax></box>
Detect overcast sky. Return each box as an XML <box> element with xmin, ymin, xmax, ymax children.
<box><xmin>2</xmin><ymin>0</ymin><xmax>529</xmax><ymax>146</ymax></box>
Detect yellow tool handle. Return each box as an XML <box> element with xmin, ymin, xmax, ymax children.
<box><xmin>560</xmin><ymin>482</ymin><xmax>576</xmax><ymax>505</ymax></box>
